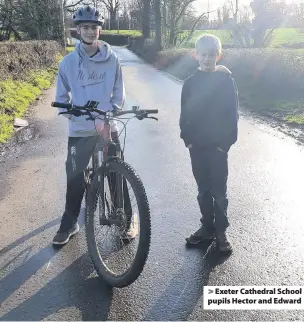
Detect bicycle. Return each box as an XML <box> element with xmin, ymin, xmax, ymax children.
<box><xmin>51</xmin><ymin>100</ymin><xmax>158</xmax><ymax>288</ymax></box>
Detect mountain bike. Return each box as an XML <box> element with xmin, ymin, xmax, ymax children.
<box><xmin>51</xmin><ymin>100</ymin><xmax>158</xmax><ymax>288</ymax></box>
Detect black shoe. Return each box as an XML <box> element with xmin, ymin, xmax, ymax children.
<box><xmin>186</xmin><ymin>226</ymin><xmax>215</xmax><ymax>245</ymax></box>
<box><xmin>216</xmin><ymin>232</ymin><xmax>232</xmax><ymax>252</ymax></box>
<box><xmin>52</xmin><ymin>223</ymin><xmax>80</xmax><ymax>246</ymax></box>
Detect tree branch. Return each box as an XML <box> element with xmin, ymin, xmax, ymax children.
<box><xmin>64</xmin><ymin>0</ymin><xmax>87</xmax><ymax>9</ymax></box>
<box><xmin>175</xmin><ymin>0</ymin><xmax>195</xmax><ymax>24</ymax></box>
<box><xmin>262</xmin><ymin>27</ymin><xmax>275</xmax><ymax>47</ymax></box>
<box><xmin>181</xmin><ymin>10</ymin><xmax>216</xmax><ymax>43</ymax></box>
<box><xmin>100</xmin><ymin>0</ymin><xmax>120</xmax><ymax>11</ymax></box>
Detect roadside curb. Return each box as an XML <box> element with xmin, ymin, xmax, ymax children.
<box><xmin>156</xmin><ymin>68</ymin><xmax>184</xmax><ymax>85</ymax></box>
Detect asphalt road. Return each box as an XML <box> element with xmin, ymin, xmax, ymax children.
<box><xmin>1</xmin><ymin>47</ymin><xmax>304</xmax><ymax>321</ymax></box>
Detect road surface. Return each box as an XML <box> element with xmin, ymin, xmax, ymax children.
<box><xmin>1</xmin><ymin>47</ymin><xmax>304</xmax><ymax>321</ymax></box>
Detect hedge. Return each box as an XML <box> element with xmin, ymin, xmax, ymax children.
<box><xmin>0</xmin><ymin>40</ymin><xmax>63</xmax><ymax>81</ymax></box>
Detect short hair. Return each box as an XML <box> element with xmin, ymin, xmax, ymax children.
<box><xmin>195</xmin><ymin>34</ymin><xmax>222</xmax><ymax>54</ymax></box>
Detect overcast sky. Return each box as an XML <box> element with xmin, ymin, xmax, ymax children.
<box><xmin>194</xmin><ymin>0</ymin><xmax>301</xmax><ymax>18</ymax></box>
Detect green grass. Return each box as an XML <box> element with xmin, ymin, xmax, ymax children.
<box><xmin>239</xmin><ymin>96</ymin><xmax>304</xmax><ymax>125</ymax></box>
<box><xmin>179</xmin><ymin>28</ymin><xmax>304</xmax><ymax>48</ymax></box>
<box><xmin>259</xmin><ymin>100</ymin><xmax>304</xmax><ymax>125</ymax></box>
<box><xmin>0</xmin><ymin>57</ymin><xmax>62</xmax><ymax>143</ymax></box>
<box><xmin>179</xmin><ymin>30</ymin><xmax>232</xmax><ymax>48</ymax></box>
<box><xmin>271</xmin><ymin>28</ymin><xmax>304</xmax><ymax>47</ymax></box>
<box><xmin>284</xmin><ymin>115</ymin><xmax>304</xmax><ymax>125</ymax></box>
<box><xmin>102</xmin><ymin>30</ymin><xmax>142</xmax><ymax>37</ymax></box>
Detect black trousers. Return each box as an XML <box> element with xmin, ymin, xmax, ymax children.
<box><xmin>60</xmin><ymin>133</ymin><xmax>131</xmax><ymax>231</ymax></box>
<box><xmin>189</xmin><ymin>145</ymin><xmax>230</xmax><ymax>233</ymax></box>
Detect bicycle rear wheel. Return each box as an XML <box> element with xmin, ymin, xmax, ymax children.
<box><xmin>85</xmin><ymin>159</ymin><xmax>151</xmax><ymax>288</ymax></box>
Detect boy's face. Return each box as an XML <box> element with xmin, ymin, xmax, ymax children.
<box><xmin>77</xmin><ymin>23</ymin><xmax>101</xmax><ymax>43</ymax></box>
<box><xmin>195</xmin><ymin>47</ymin><xmax>221</xmax><ymax>72</ymax></box>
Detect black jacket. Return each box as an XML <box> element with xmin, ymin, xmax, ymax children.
<box><xmin>179</xmin><ymin>66</ymin><xmax>239</xmax><ymax>151</ymax></box>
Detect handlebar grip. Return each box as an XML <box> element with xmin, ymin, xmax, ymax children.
<box><xmin>146</xmin><ymin>109</ymin><xmax>158</xmax><ymax>114</ymax></box>
<box><xmin>51</xmin><ymin>102</ymin><xmax>72</xmax><ymax>109</ymax></box>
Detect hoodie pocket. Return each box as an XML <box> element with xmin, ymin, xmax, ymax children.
<box><xmin>70</xmin><ymin>114</ymin><xmax>96</xmax><ymax>133</ymax></box>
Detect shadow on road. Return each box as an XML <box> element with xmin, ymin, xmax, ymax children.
<box><xmin>143</xmin><ymin>241</ymin><xmax>231</xmax><ymax>321</ymax></box>
<box><xmin>0</xmin><ymin>216</ymin><xmax>113</xmax><ymax>321</ymax></box>
<box><xmin>0</xmin><ymin>217</ymin><xmax>61</xmax><ymax>257</ymax></box>
<box><xmin>1</xmin><ymin>253</ymin><xmax>113</xmax><ymax>321</ymax></box>
<box><xmin>0</xmin><ymin>217</ymin><xmax>73</xmax><ymax>305</ymax></box>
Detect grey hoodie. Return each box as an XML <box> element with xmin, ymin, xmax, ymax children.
<box><xmin>55</xmin><ymin>42</ymin><xmax>125</xmax><ymax>137</ymax></box>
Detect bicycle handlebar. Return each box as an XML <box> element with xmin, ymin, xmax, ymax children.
<box><xmin>51</xmin><ymin>101</ymin><xmax>158</xmax><ymax>121</ymax></box>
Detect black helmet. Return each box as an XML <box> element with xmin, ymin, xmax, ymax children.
<box><xmin>73</xmin><ymin>5</ymin><xmax>104</xmax><ymax>26</ymax></box>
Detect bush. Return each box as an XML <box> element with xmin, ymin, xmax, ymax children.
<box><xmin>128</xmin><ymin>37</ymin><xmax>159</xmax><ymax>63</ymax></box>
<box><xmin>154</xmin><ymin>48</ymin><xmax>198</xmax><ymax>79</ymax></box>
<box><xmin>0</xmin><ymin>40</ymin><xmax>63</xmax><ymax>81</ymax></box>
<box><xmin>221</xmin><ymin>49</ymin><xmax>304</xmax><ymax>118</ymax></box>
<box><xmin>100</xmin><ymin>34</ymin><xmax>131</xmax><ymax>45</ymax></box>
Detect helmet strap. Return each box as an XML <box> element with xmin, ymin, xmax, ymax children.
<box><xmin>81</xmin><ymin>38</ymin><xmax>94</xmax><ymax>46</ymax></box>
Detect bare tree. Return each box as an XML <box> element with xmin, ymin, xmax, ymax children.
<box><xmin>128</xmin><ymin>0</ymin><xmax>143</xmax><ymax>29</ymax></box>
<box><xmin>229</xmin><ymin>0</ymin><xmax>238</xmax><ymax>21</ymax></box>
<box><xmin>119</xmin><ymin>2</ymin><xmax>131</xmax><ymax>29</ymax></box>
<box><xmin>217</xmin><ymin>7</ymin><xmax>222</xmax><ymax>26</ymax></box>
<box><xmin>153</xmin><ymin>0</ymin><xmax>161</xmax><ymax>49</ymax></box>
<box><xmin>101</xmin><ymin>0</ymin><xmax>120</xmax><ymax>29</ymax></box>
<box><xmin>0</xmin><ymin>0</ymin><xmax>20</xmax><ymax>41</ymax></box>
<box><xmin>222</xmin><ymin>3</ymin><xmax>230</xmax><ymax>24</ymax></box>
<box><xmin>250</xmin><ymin>0</ymin><xmax>285</xmax><ymax>47</ymax></box>
<box><xmin>289</xmin><ymin>3</ymin><xmax>304</xmax><ymax>27</ymax></box>
<box><xmin>165</xmin><ymin>0</ymin><xmax>197</xmax><ymax>45</ymax></box>
<box><xmin>12</xmin><ymin>0</ymin><xmax>62</xmax><ymax>41</ymax></box>
<box><xmin>225</xmin><ymin>0</ymin><xmax>285</xmax><ymax>48</ymax></box>
<box><xmin>180</xmin><ymin>10</ymin><xmax>215</xmax><ymax>44</ymax></box>
<box><xmin>142</xmin><ymin>0</ymin><xmax>150</xmax><ymax>38</ymax></box>
<box><xmin>66</xmin><ymin>0</ymin><xmax>120</xmax><ymax>28</ymax></box>
<box><xmin>63</xmin><ymin>0</ymin><xmax>88</xmax><ymax>9</ymax></box>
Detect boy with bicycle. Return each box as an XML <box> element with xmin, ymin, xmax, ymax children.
<box><xmin>180</xmin><ymin>34</ymin><xmax>239</xmax><ymax>252</ymax></box>
<box><xmin>53</xmin><ymin>5</ymin><xmax>131</xmax><ymax>245</ymax></box>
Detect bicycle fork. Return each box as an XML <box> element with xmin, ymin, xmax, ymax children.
<box><xmin>97</xmin><ymin>126</ymin><xmax>124</xmax><ymax>227</ymax></box>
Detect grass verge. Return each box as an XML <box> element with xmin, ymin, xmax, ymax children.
<box><xmin>0</xmin><ymin>56</ymin><xmax>62</xmax><ymax>143</ymax></box>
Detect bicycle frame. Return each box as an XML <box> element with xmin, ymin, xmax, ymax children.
<box><xmin>88</xmin><ymin>117</ymin><xmax>124</xmax><ymax>219</ymax></box>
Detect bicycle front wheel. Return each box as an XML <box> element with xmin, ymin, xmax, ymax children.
<box><xmin>85</xmin><ymin>160</ymin><xmax>151</xmax><ymax>288</ymax></box>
